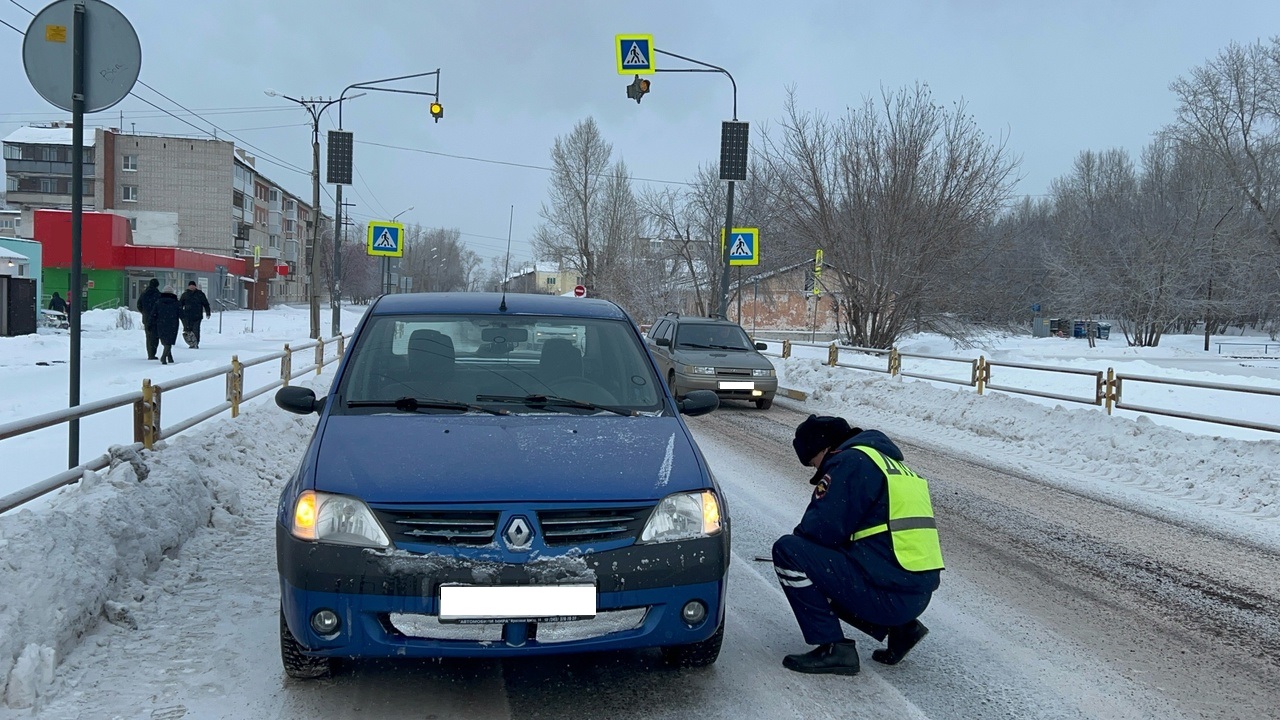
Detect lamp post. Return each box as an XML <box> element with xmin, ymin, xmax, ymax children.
<box><xmin>267</xmin><ymin>69</ymin><xmax>441</xmax><ymax>336</ymax></box>
<box><xmin>384</xmin><ymin>206</ymin><xmax>413</xmax><ymax>295</ymax></box>
<box><xmin>263</xmin><ymin>89</ymin><xmax>351</xmax><ymax>340</ymax></box>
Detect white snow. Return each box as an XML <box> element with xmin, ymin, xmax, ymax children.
<box><xmin>763</xmin><ymin>330</ymin><xmax>1280</xmax><ymax>550</ymax></box>
<box><xmin>1</xmin><ymin>316</ymin><xmax>1278</xmax><ymax>711</ymax></box>
<box><xmin>1</xmin><ymin>127</ymin><xmax>95</xmax><ymax>147</ymax></box>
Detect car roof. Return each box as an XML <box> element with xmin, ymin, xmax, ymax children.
<box><xmin>371</xmin><ymin>292</ymin><xmax>629</xmax><ymax>320</ymax></box>
<box><xmin>669</xmin><ymin>314</ymin><xmax>744</xmax><ymax>327</ymax></box>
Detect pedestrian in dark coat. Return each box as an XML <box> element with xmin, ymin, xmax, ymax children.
<box><xmin>178</xmin><ymin>281</ymin><xmax>211</xmax><ymax>348</ymax></box>
<box><xmin>149</xmin><ymin>285</ymin><xmax>181</xmax><ymax>364</ymax></box>
<box><xmin>48</xmin><ymin>292</ymin><xmax>67</xmax><ymax>313</ymax></box>
<box><xmin>772</xmin><ymin>415</ymin><xmax>944</xmax><ymax>676</ymax></box>
<box><xmin>138</xmin><ymin>279</ymin><xmax>161</xmax><ymax>360</ymax></box>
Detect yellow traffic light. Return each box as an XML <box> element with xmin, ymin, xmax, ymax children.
<box><xmin>430</xmin><ymin>102</ymin><xmax>444</xmax><ymax>122</ymax></box>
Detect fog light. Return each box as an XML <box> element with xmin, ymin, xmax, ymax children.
<box><xmin>310</xmin><ymin>609</ymin><xmax>340</xmax><ymax>635</ymax></box>
<box><xmin>681</xmin><ymin>600</ymin><xmax>707</xmax><ymax>626</ymax></box>
<box><xmin>751</xmin><ymin>390</ymin><xmax>764</xmax><ymax>397</ymax></box>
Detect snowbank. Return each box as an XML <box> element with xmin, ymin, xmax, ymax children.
<box><xmin>777</xmin><ymin>357</ymin><xmax>1280</xmax><ymax>549</ymax></box>
<box><xmin>0</xmin><ymin>390</ymin><xmax>319</xmax><ymax>708</ymax></box>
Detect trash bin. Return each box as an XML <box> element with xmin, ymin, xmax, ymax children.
<box><xmin>1097</xmin><ymin>323</ymin><xmax>1111</xmax><ymax>340</ymax></box>
<box><xmin>1073</xmin><ymin>320</ymin><xmax>1086</xmax><ymax>338</ymax></box>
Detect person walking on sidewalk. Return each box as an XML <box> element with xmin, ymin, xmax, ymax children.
<box><xmin>772</xmin><ymin>414</ymin><xmax>944</xmax><ymax>676</ymax></box>
<box><xmin>138</xmin><ymin>279</ymin><xmax>161</xmax><ymax>360</ymax></box>
<box><xmin>179</xmin><ymin>281</ymin><xmax>211</xmax><ymax>348</ymax></box>
<box><xmin>150</xmin><ymin>285</ymin><xmax>182</xmax><ymax>365</ymax></box>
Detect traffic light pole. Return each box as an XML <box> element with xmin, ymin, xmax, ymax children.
<box><xmin>653</xmin><ymin>49</ymin><xmax>739</xmax><ymax>319</ymax></box>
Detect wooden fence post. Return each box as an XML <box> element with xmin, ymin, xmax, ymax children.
<box><xmin>782</xmin><ymin>340</ymin><xmax>791</xmax><ymax>359</ymax></box>
<box><xmin>140</xmin><ymin>379</ymin><xmax>155</xmax><ymax>449</ymax></box>
<box><xmin>976</xmin><ymin>356</ymin><xmax>987</xmax><ymax>394</ymax></box>
<box><xmin>889</xmin><ymin>348</ymin><xmax>901</xmax><ymax>376</ymax></box>
<box><xmin>1105</xmin><ymin>368</ymin><xmax>1116</xmax><ymax>414</ymax></box>
<box><xmin>828</xmin><ymin>342</ymin><xmax>839</xmax><ymax>367</ymax></box>
<box><xmin>228</xmin><ymin>355</ymin><xmax>244</xmax><ymax>418</ymax></box>
<box><xmin>338</xmin><ymin>335</ymin><xmax>346</xmax><ymax>359</ymax></box>
<box><xmin>316</xmin><ymin>338</ymin><xmax>325</xmax><ymax>375</ymax></box>
<box><xmin>281</xmin><ymin>344</ymin><xmax>292</xmax><ymax>386</ymax></box>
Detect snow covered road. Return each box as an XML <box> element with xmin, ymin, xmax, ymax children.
<box><xmin>7</xmin><ymin>398</ymin><xmax>1280</xmax><ymax>719</ymax></box>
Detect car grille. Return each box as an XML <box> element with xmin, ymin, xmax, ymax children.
<box><xmin>372</xmin><ymin>509</ymin><xmax>500</xmax><ymax>546</ymax></box>
<box><xmin>536</xmin><ymin>507</ymin><xmax>650</xmax><ymax>546</ymax></box>
<box><xmin>715</xmin><ymin>368</ymin><xmax>751</xmax><ymax>377</ymax></box>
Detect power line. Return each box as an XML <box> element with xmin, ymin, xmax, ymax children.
<box><xmin>0</xmin><ymin>16</ymin><xmax>23</xmax><ymax>33</ymax></box>
<box><xmin>356</xmin><ymin>139</ymin><xmax>697</xmax><ymax>187</ymax></box>
<box><xmin>8</xmin><ymin>0</ymin><xmax>32</xmax><ymax>15</ymax></box>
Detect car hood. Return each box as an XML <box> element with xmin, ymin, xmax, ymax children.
<box><xmin>673</xmin><ymin>348</ymin><xmax>774</xmax><ymax>369</ymax></box>
<box><xmin>312</xmin><ymin>414</ymin><xmax>706</xmax><ymax>503</ymax></box>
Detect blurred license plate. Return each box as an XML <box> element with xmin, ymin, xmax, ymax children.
<box><xmin>438</xmin><ymin>585</ymin><xmax>596</xmax><ymax>624</ymax></box>
<box><xmin>719</xmin><ymin>381</ymin><xmax>755</xmax><ymax>390</ymax></box>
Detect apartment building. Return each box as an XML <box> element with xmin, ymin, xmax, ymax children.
<box><xmin>3</xmin><ymin>124</ymin><xmax>322</xmax><ymax>305</ymax></box>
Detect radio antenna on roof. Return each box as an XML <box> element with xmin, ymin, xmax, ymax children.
<box><xmin>499</xmin><ymin>205</ymin><xmax>513</xmax><ymax>312</ymax></box>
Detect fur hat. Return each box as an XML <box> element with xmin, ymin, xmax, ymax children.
<box><xmin>162</xmin><ymin>285</ymin><xmax>176</xmax><ymax>294</ymax></box>
<box><xmin>793</xmin><ymin>415</ymin><xmax>860</xmax><ymax>484</ymax></box>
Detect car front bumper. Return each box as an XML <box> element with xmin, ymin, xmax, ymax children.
<box><xmin>277</xmin><ymin>525</ymin><xmax>728</xmax><ymax>658</ymax></box>
<box><xmin>673</xmin><ymin>371</ymin><xmax>778</xmax><ymax>400</ymax></box>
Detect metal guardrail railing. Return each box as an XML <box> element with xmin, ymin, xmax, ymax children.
<box><xmin>763</xmin><ymin>338</ymin><xmax>1279</xmax><ymax>434</ymax></box>
<box><xmin>0</xmin><ymin>333</ymin><xmax>350</xmax><ymax>514</ymax></box>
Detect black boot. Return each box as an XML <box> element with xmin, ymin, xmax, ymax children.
<box><xmin>872</xmin><ymin>620</ymin><xmax>928</xmax><ymax>665</ymax></box>
<box><xmin>782</xmin><ymin>640</ymin><xmax>860</xmax><ymax>675</ymax></box>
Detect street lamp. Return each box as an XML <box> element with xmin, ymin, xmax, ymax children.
<box><xmin>263</xmin><ymin>89</ymin><xmax>356</xmax><ymax>340</ymax></box>
<box><xmin>393</xmin><ymin>207</ymin><xmax>414</xmax><ymax>221</ymax></box>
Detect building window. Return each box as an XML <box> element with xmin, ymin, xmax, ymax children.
<box><xmin>122</xmin><ymin>155</ymin><xmax>137</xmax><ymax>171</ymax></box>
<box><xmin>284</xmin><ymin>219</ymin><xmax>294</xmax><ymax>233</ymax></box>
<box><xmin>269</xmin><ymin>188</ymin><xmax>279</xmax><ymax>202</ymax></box>
<box><xmin>546</xmin><ymin>277</ymin><xmax>556</xmax><ymax>286</ymax></box>
<box><xmin>40</xmin><ymin>178</ymin><xmax>56</xmax><ymax>193</ymax></box>
<box><xmin>5</xmin><ymin>176</ymin><xmax>16</xmax><ymax>192</ymax></box>
<box><xmin>3</xmin><ymin>145</ymin><xmax>20</xmax><ymax>160</ymax></box>
<box><xmin>122</xmin><ymin>185</ymin><xmax>138</xmax><ymax>202</ymax></box>
<box><xmin>128</xmin><ymin>217</ymin><xmax>138</xmax><ymax>231</ymax></box>
<box><xmin>41</xmin><ymin>147</ymin><xmax>59</xmax><ymax>162</ymax></box>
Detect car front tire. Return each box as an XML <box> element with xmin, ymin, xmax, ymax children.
<box><xmin>755</xmin><ymin>397</ymin><xmax>773</xmax><ymax>410</ymax></box>
<box><xmin>280</xmin><ymin>607</ymin><xmax>333</xmax><ymax>679</ymax></box>
<box><xmin>660</xmin><ymin>621</ymin><xmax>724</xmax><ymax>668</ymax></box>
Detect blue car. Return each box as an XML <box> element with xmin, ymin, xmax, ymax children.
<box><xmin>273</xmin><ymin>293</ymin><xmax>727</xmax><ymax>678</ymax></box>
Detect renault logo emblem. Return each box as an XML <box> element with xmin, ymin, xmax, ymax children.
<box><xmin>504</xmin><ymin>516</ymin><xmax>533</xmax><ymax>550</ymax></box>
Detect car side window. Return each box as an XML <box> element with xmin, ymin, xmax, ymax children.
<box><xmin>659</xmin><ymin>321</ymin><xmax>675</xmax><ymax>345</ymax></box>
<box><xmin>649</xmin><ymin>319</ymin><xmax>667</xmax><ymax>341</ymax></box>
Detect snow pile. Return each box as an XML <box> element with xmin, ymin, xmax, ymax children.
<box><xmin>777</xmin><ymin>357</ymin><xmax>1280</xmax><ymax>547</ymax></box>
<box><xmin>0</xmin><ymin>393</ymin><xmax>318</xmax><ymax>709</ymax></box>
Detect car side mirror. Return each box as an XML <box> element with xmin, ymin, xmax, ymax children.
<box><xmin>755</xmin><ymin>342</ymin><xmax>768</xmax><ymax>351</ymax></box>
<box><xmin>655</xmin><ymin>336</ymin><xmax>672</xmax><ymax>347</ymax></box>
<box><xmin>276</xmin><ymin>386</ymin><xmax>322</xmax><ymax>415</ymax></box>
<box><xmin>678</xmin><ymin>389</ymin><xmax>719</xmax><ymax>417</ymax></box>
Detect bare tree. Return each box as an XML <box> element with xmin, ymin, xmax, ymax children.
<box><xmin>759</xmin><ymin>85</ymin><xmax>1019</xmax><ymax>347</ymax></box>
<box><xmin>1168</xmin><ymin>38</ymin><xmax>1280</xmax><ymax>249</ymax></box>
<box><xmin>534</xmin><ymin>118</ymin><xmax>617</xmax><ymax>291</ymax></box>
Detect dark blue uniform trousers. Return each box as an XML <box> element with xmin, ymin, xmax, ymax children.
<box><xmin>773</xmin><ymin>534</ymin><xmax>932</xmax><ymax>646</ymax></box>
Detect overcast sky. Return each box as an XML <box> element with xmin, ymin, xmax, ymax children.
<box><xmin>4</xmin><ymin>0</ymin><xmax>1280</xmax><ymax>266</ymax></box>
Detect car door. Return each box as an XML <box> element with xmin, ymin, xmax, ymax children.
<box><xmin>648</xmin><ymin>319</ymin><xmax>673</xmax><ymax>374</ymax></box>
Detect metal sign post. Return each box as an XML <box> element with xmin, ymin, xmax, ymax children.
<box><xmin>23</xmin><ymin>0</ymin><xmax>140</xmax><ymax>469</ymax></box>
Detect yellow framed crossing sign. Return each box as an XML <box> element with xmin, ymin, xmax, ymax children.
<box><xmin>616</xmin><ymin>34</ymin><xmax>655</xmax><ymax>74</ymax></box>
<box><xmin>720</xmin><ymin>227</ymin><xmax>760</xmax><ymax>266</ymax></box>
<box><xmin>367</xmin><ymin>221</ymin><xmax>405</xmax><ymax>258</ymax></box>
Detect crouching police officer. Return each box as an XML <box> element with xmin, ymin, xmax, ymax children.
<box><xmin>772</xmin><ymin>415</ymin><xmax>943</xmax><ymax>675</ymax></box>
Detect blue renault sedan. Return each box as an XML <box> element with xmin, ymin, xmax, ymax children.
<box><xmin>273</xmin><ymin>293</ymin><xmax>728</xmax><ymax>678</ymax></box>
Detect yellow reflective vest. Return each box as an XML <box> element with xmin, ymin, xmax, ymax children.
<box><xmin>849</xmin><ymin>446</ymin><xmax>945</xmax><ymax>572</ymax></box>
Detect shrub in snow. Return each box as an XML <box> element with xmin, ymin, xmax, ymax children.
<box><xmin>114</xmin><ymin>307</ymin><xmax>134</xmax><ymax>331</ymax></box>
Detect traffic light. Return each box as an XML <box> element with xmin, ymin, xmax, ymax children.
<box><xmin>430</xmin><ymin>101</ymin><xmax>444</xmax><ymax>122</ymax></box>
<box><xmin>626</xmin><ymin>75</ymin><xmax>650</xmax><ymax>104</ymax></box>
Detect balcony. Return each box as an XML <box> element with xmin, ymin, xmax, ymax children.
<box><xmin>283</xmin><ymin>239</ymin><xmax>299</xmax><ymax>263</ymax></box>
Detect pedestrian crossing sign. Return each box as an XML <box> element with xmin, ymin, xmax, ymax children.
<box><xmin>616</xmin><ymin>34</ymin><xmax>655</xmax><ymax>74</ymax></box>
<box><xmin>367</xmin><ymin>221</ymin><xmax>405</xmax><ymax>257</ymax></box>
<box><xmin>720</xmin><ymin>227</ymin><xmax>760</xmax><ymax>266</ymax></box>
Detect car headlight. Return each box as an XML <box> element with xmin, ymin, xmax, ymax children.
<box><xmin>291</xmin><ymin>490</ymin><xmax>391</xmax><ymax>548</ymax></box>
<box><xmin>682</xmin><ymin>364</ymin><xmax>716</xmax><ymax>376</ymax></box>
<box><xmin>640</xmin><ymin>491</ymin><xmax>722</xmax><ymax>543</ymax></box>
<box><xmin>752</xmin><ymin>368</ymin><xmax>774</xmax><ymax>377</ymax></box>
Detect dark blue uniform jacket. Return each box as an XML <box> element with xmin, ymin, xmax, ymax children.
<box><xmin>794</xmin><ymin>429</ymin><xmax>942</xmax><ymax>595</ymax></box>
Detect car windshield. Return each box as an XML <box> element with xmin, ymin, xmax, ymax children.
<box><xmin>675</xmin><ymin>323</ymin><xmax>754</xmax><ymax>351</ymax></box>
<box><xmin>337</xmin><ymin>314</ymin><xmax>663</xmax><ymax>415</ymax></box>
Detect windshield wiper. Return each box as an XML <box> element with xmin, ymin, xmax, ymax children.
<box><xmin>679</xmin><ymin>342</ymin><xmax>747</xmax><ymax>351</ymax></box>
<box><xmin>474</xmin><ymin>393</ymin><xmax>637</xmax><ymax>417</ymax></box>
<box><xmin>706</xmin><ymin>343</ymin><xmax>749</xmax><ymax>351</ymax></box>
<box><xmin>347</xmin><ymin>396</ymin><xmax>508</xmax><ymax>415</ymax></box>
